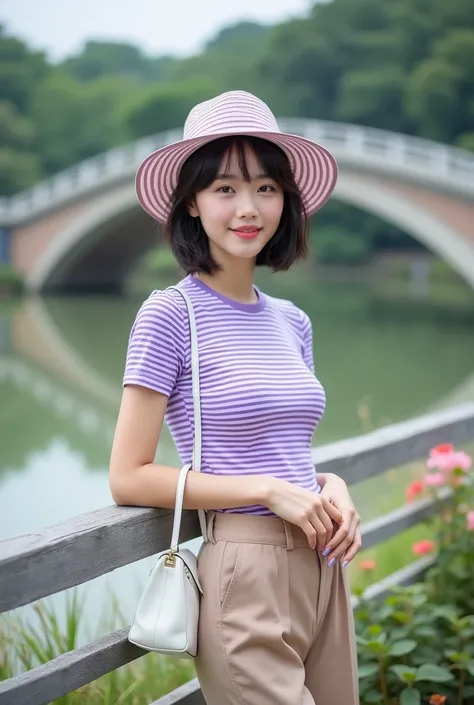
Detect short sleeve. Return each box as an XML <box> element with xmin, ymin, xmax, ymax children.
<box><xmin>123</xmin><ymin>290</ymin><xmax>186</xmax><ymax>396</ymax></box>
<box><xmin>299</xmin><ymin>310</ymin><xmax>315</xmax><ymax>373</ymax></box>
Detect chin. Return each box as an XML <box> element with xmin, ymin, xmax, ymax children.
<box><xmin>228</xmin><ymin>243</ymin><xmax>266</xmax><ymax>259</ymax></box>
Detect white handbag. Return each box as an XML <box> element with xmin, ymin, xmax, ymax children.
<box><xmin>128</xmin><ymin>285</ymin><xmax>208</xmax><ymax>658</ymax></box>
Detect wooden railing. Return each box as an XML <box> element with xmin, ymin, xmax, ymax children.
<box><xmin>1</xmin><ymin>402</ymin><xmax>474</xmax><ymax>705</ymax></box>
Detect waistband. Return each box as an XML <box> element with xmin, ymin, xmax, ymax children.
<box><xmin>206</xmin><ymin>511</ymin><xmax>310</xmax><ymax>551</ymax></box>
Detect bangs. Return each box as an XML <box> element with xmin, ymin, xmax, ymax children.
<box><xmin>176</xmin><ymin>135</ymin><xmax>300</xmax><ymax>196</ymax></box>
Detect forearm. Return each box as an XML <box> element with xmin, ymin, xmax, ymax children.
<box><xmin>111</xmin><ymin>462</ymin><xmax>271</xmax><ymax>511</ymax></box>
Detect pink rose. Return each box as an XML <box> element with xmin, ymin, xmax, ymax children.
<box><xmin>412</xmin><ymin>540</ymin><xmax>435</xmax><ymax>556</ymax></box>
<box><xmin>427</xmin><ymin>451</ymin><xmax>472</xmax><ymax>473</ymax></box>
<box><xmin>466</xmin><ymin>510</ymin><xmax>474</xmax><ymax>531</ymax></box>
<box><xmin>425</xmin><ymin>472</ymin><xmax>445</xmax><ymax>487</ymax></box>
<box><xmin>406</xmin><ymin>479</ymin><xmax>425</xmax><ymax>503</ymax></box>
<box><xmin>430</xmin><ymin>444</ymin><xmax>454</xmax><ymax>455</ymax></box>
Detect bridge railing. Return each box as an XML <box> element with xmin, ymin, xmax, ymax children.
<box><xmin>1</xmin><ymin>120</ymin><xmax>474</xmax><ymax>226</ymax></box>
<box><xmin>1</xmin><ymin>402</ymin><xmax>474</xmax><ymax>705</ymax></box>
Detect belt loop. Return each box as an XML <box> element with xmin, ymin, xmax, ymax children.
<box><xmin>283</xmin><ymin>520</ymin><xmax>294</xmax><ymax>551</ymax></box>
<box><xmin>206</xmin><ymin>511</ymin><xmax>217</xmax><ymax>544</ymax></box>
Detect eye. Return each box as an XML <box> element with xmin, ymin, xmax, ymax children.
<box><xmin>258</xmin><ymin>184</ymin><xmax>277</xmax><ymax>193</ymax></box>
<box><xmin>217</xmin><ymin>185</ymin><xmax>234</xmax><ymax>194</ymax></box>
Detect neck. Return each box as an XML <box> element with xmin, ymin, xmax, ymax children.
<box><xmin>195</xmin><ymin>261</ymin><xmax>257</xmax><ymax>304</ymax></box>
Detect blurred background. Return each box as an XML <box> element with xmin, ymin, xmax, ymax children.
<box><xmin>0</xmin><ymin>0</ymin><xmax>474</xmax><ymax>651</ymax></box>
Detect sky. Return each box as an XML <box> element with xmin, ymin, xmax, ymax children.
<box><xmin>1</xmin><ymin>0</ymin><xmax>313</xmax><ymax>61</ymax></box>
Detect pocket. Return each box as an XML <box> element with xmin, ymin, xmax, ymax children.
<box><xmin>219</xmin><ymin>542</ymin><xmax>241</xmax><ymax>612</ymax></box>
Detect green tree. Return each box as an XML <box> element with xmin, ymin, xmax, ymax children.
<box><xmin>0</xmin><ymin>26</ymin><xmax>49</xmax><ymax>114</ymax></box>
<box><xmin>165</xmin><ymin>22</ymin><xmax>269</xmax><ymax>96</ymax></box>
<box><xmin>125</xmin><ymin>81</ymin><xmax>215</xmax><ymax>138</ymax></box>
<box><xmin>32</xmin><ymin>71</ymin><xmax>136</xmax><ymax>174</ymax></box>
<box><xmin>60</xmin><ymin>40</ymin><xmax>175</xmax><ymax>83</ymax></box>
<box><xmin>0</xmin><ymin>101</ymin><xmax>40</xmax><ymax>193</ymax></box>
<box><xmin>405</xmin><ymin>30</ymin><xmax>474</xmax><ymax>142</ymax></box>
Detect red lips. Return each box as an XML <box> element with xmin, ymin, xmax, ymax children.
<box><xmin>231</xmin><ymin>226</ymin><xmax>261</xmax><ymax>239</ymax></box>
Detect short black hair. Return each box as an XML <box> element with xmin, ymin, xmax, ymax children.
<box><xmin>165</xmin><ymin>135</ymin><xmax>308</xmax><ymax>274</ymax></box>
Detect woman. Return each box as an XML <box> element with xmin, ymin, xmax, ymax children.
<box><xmin>109</xmin><ymin>90</ymin><xmax>361</xmax><ymax>705</ymax></box>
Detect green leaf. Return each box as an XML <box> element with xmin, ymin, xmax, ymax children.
<box><xmin>356</xmin><ymin>635</ymin><xmax>368</xmax><ymax>646</ymax></box>
<box><xmin>412</xmin><ymin>594</ymin><xmax>428</xmax><ymax>608</ymax></box>
<box><xmin>415</xmin><ymin>664</ymin><xmax>454</xmax><ymax>683</ymax></box>
<box><xmin>363</xmin><ymin>689</ymin><xmax>383</xmax><ymax>703</ymax></box>
<box><xmin>400</xmin><ymin>688</ymin><xmax>421</xmax><ymax>705</ymax></box>
<box><xmin>367</xmin><ymin>640</ymin><xmax>390</xmax><ymax>655</ymax></box>
<box><xmin>445</xmin><ymin>650</ymin><xmax>470</xmax><ymax>663</ymax></box>
<box><xmin>415</xmin><ymin>626</ymin><xmax>437</xmax><ymax>638</ymax></box>
<box><xmin>467</xmin><ymin>662</ymin><xmax>474</xmax><ymax>677</ymax></box>
<box><xmin>447</xmin><ymin>556</ymin><xmax>468</xmax><ymax>580</ymax></box>
<box><xmin>367</xmin><ymin>625</ymin><xmax>383</xmax><ymax>637</ymax></box>
<box><xmin>390</xmin><ymin>665</ymin><xmax>417</xmax><ymax>683</ymax></box>
<box><xmin>390</xmin><ymin>639</ymin><xmax>417</xmax><ymax>656</ymax></box>
<box><xmin>433</xmin><ymin>606</ymin><xmax>459</xmax><ymax>623</ymax></box>
<box><xmin>358</xmin><ymin>663</ymin><xmax>379</xmax><ymax>679</ymax></box>
<box><xmin>385</xmin><ymin>596</ymin><xmax>401</xmax><ymax>606</ymax></box>
<box><xmin>377</xmin><ymin>605</ymin><xmax>394</xmax><ymax>621</ymax></box>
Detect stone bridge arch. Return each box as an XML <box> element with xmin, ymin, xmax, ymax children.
<box><xmin>1</xmin><ymin>120</ymin><xmax>473</xmax><ymax>293</ymax></box>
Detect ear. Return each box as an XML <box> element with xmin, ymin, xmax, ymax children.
<box><xmin>188</xmin><ymin>200</ymin><xmax>199</xmax><ymax>218</ymax></box>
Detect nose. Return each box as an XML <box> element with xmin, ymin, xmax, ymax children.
<box><xmin>235</xmin><ymin>189</ymin><xmax>259</xmax><ymax>219</ymax></box>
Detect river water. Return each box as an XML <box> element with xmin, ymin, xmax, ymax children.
<box><xmin>1</xmin><ymin>268</ymin><xmax>473</xmax><ymax>635</ymax></box>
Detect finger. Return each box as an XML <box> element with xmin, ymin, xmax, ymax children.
<box><xmin>341</xmin><ymin>526</ymin><xmax>363</xmax><ymax>565</ymax></box>
<box><xmin>323</xmin><ymin>518</ymin><xmax>356</xmax><ymax>561</ymax></box>
<box><xmin>314</xmin><ymin>506</ymin><xmax>334</xmax><ymax>542</ymax></box>
<box><xmin>299</xmin><ymin>519</ymin><xmax>318</xmax><ymax>549</ymax></box>
<box><xmin>310</xmin><ymin>514</ymin><xmax>331</xmax><ymax>551</ymax></box>
<box><xmin>323</xmin><ymin>505</ymin><xmax>354</xmax><ymax>548</ymax></box>
<box><xmin>321</xmin><ymin>497</ymin><xmax>343</xmax><ymax>525</ymax></box>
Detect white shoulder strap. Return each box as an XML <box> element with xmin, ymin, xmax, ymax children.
<box><xmin>167</xmin><ymin>285</ymin><xmax>208</xmax><ymax>548</ymax></box>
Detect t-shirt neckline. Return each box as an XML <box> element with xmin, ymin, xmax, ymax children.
<box><xmin>186</xmin><ymin>274</ymin><xmax>266</xmax><ymax>313</ymax></box>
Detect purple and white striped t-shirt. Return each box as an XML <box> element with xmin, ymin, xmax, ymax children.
<box><xmin>123</xmin><ymin>274</ymin><xmax>325</xmax><ymax>515</ymax></box>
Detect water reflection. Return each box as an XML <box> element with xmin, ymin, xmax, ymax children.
<box><xmin>1</xmin><ymin>281</ymin><xmax>474</xmax><ymax>488</ymax></box>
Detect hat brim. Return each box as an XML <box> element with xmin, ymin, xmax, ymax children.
<box><xmin>135</xmin><ymin>130</ymin><xmax>338</xmax><ymax>225</ymax></box>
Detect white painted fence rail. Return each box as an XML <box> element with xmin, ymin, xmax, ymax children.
<box><xmin>1</xmin><ymin>121</ymin><xmax>474</xmax><ymax>226</ymax></box>
<box><xmin>0</xmin><ymin>402</ymin><xmax>473</xmax><ymax>705</ymax></box>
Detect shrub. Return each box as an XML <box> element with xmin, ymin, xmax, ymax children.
<box><xmin>356</xmin><ymin>444</ymin><xmax>474</xmax><ymax>705</ymax></box>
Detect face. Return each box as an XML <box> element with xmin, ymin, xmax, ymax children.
<box><xmin>188</xmin><ymin>143</ymin><xmax>285</xmax><ymax>265</ymax></box>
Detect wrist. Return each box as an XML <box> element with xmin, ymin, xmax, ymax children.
<box><xmin>250</xmin><ymin>474</ymin><xmax>277</xmax><ymax>507</ymax></box>
<box><xmin>319</xmin><ymin>473</ymin><xmax>346</xmax><ymax>490</ymax></box>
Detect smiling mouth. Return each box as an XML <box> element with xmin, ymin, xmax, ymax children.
<box><xmin>231</xmin><ymin>227</ymin><xmax>261</xmax><ymax>239</ymax></box>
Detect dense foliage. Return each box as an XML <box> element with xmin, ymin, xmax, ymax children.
<box><xmin>356</xmin><ymin>444</ymin><xmax>474</xmax><ymax>704</ymax></box>
<box><xmin>1</xmin><ymin>0</ymin><xmax>473</xmax><ymax>262</ymax></box>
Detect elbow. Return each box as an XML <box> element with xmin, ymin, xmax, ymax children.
<box><xmin>109</xmin><ymin>474</ymin><xmax>131</xmax><ymax>506</ymax></box>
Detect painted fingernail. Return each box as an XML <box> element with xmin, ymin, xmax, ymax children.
<box><xmin>342</xmin><ymin>561</ymin><xmax>349</xmax><ymax>568</ymax></box>
<box><xmin>322</xmin><ymin>547</ymin><xmax>331</xmax><ymax>557</ymax></box>
<box><xmin>328</xmin><ymin>557</ymin><xmax>336</xmax><ymax>567</ymax></box>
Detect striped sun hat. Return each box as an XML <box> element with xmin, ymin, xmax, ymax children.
<box><xmin>135</xmin><ymin>90</ymin><xmax>338</xmax><ymax>225</ymax></box>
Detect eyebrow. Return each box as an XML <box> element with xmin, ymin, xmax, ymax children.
<box><xmin>215</xmin><ymin>172</ymin><xmax>271</xmax><ymax>180</ymax></box>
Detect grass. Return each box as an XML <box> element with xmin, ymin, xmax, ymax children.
<box><xmin>0</xmin><ymin>593</ymin><xmax>194</xmax><ymax>705</ymax></box>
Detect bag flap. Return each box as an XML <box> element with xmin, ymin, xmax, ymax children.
<box><xmin>156</xmin><ymin>548</ymin><xmax>203</xmax><ymax>594</ymax></box>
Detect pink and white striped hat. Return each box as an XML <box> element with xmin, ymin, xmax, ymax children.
<box><xmin>136</xmin><ymin>90</ymin><xmax>338</xmax><ymax>225</ymax></box>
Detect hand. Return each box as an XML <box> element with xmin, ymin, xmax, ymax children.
<box><xmin>319</xmin><ymin>476</ymin><xmax>362</xmax><ymax>567</ymax></box>
<box><xmin>265</xmin><ymin>477</ymin><xmax>343</xmax><ymax>551</ymax></box>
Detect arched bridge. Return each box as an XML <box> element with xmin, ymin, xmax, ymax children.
<box><xmin>1</xmin><ymin>119</ymin><xmax>474</xmax><ymax>293</ymax></box>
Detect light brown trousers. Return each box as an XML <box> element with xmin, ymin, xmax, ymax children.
<box><xmin>195</xmin><ymin>511</ymin><xmax>359</xmax><ymax>705</ymax></box>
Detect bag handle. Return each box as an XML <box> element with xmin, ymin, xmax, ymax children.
<box><xmin>167</xmin><ymin>286</ymin><xmax>207</xmax><ymax>549</ymax></box>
